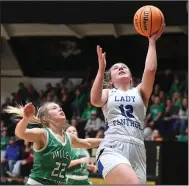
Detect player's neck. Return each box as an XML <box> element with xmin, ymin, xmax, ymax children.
<box><xmin>49</xmin><ymin>125</ymin><xmax>63</xmax><ymax>136</ymax></box>
<box><xmin>115</xmin><ymin>83</ymin><xmax>131</xmax><ymax>91</ymax></box>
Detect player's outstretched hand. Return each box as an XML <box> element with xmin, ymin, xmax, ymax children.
<box><xmin>87</xmin><ymin>164</ymin><xmax>98</xmax><ymax>173</ymax></box>
<box><xmin>97</xmin><ymin>45</ymin><xmax>106</xmax><ymax>71</ymax></box>
<box><xmin>23</xmin><ymin>103</ymin><xmax>35</xmax><ymax>120</ymax></box>
<box><xmin>149</xmin><ymin>23</ymin><xmax>166</xmax><ymax>42</ymax></box>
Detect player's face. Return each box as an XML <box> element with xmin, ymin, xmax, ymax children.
<box><xmin>110</xmin><ymin>63</ymin><xmax>131</xmax><ymax>85</ymax></box>
<box><xmin>47</xmin><ymin>103</ymin><xmax>66</xmax><ymax>124</ymax></box>
<box><xmin>66</xmin><ymin>126</ymin><xmax>78</xmax><ymax>137</ymax></box>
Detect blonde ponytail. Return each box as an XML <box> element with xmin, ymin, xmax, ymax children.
<box><xmin>5</xmin><ymin>105</ymin><xmax>41</xmax><ymax>124</ymax></box>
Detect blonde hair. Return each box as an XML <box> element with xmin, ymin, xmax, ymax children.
<box><xmin>103</xmin><ymin>70</ymin><xmax>113</xmax><ymax>89</ymax></box>
<box><xmin>4</xmin><ymin>102</ymin><xmax>54</xmax><ymax>126</ymax></box>
<box><xmin>103</xmin><ymin>63</ymin><xmax>132</xmax><ymax>89</ymax></box>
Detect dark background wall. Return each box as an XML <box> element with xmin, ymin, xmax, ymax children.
<box><xmin>2</xmin><ymin>1</ymin><xmax>188</xmax><ymax>25</ymax></box>
<box><xmin>9</xmin><ymin>33</ymin><xmax>188</xmax><ymax>78</ymax></box>
<box><xmin>145</xmin><ymin>141</ymin><xmax>188</xmax><ymax>185</ymax></box>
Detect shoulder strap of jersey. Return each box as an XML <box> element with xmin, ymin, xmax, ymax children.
<box><xmin>33</xmin><ymin>128</ymin><xmax>49</xmax><ymax>152</ymax></box>
<box><xmin>65</xmin><ymin>132</ymin><xmax>72</xmax><ymax>146</ymax></box>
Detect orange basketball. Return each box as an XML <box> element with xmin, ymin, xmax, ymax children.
<box><xmin>133</xmin><ymin>5</ymin><xmax>165</xmax><ymax>37</ymax></box>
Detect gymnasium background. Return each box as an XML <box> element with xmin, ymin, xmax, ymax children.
<box><xmin>1</xmin><ymin>1</ymin><xmax>188</xmax><ymax>185</ymax></box>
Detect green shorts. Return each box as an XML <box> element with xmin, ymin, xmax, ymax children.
<box><xmin>66</xmin><ymin>178</ymin><xmax>91</xmax><ymax>185</ymax></box>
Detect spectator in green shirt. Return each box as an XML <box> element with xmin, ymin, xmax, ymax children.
<box><xmin>172</xmin><ymin>92</ymin><xmax>182</xmax><ymax>109</ymax></box>
<box><xmin>163</xmin><ymin>99</ymin><xmax>179</xmax><ymax>136</ymax></box>
<box><xmin>145</xmin><ymin>96</ymin><xmax>164</xmax><ymax>136</ymax></box>
<box><xmin>1</xmin><ymin>127</ymin><xmax>10</xmax><ymax>160</ymax></box>
<box><xmin>170</xmin><ymin>76</ymin><xmax>182</xmax><ymax>97</ymax></box>
<box><xmin>173</xmin><ymin>98</ymin><xmax>188</xmax><ymax>135</ymax></box>
<box><xmin>81</xmin><ymin>101</ymin><xmax>98</xmax><ymax>121</ymax></box>
<box><xmin>72</xmin><ymin>88</ymin><xmax>87</xmax><ymax>119</ymax></box>
<box><xmin>177</xmin><ymin>128</ymin><xmax>188</xmax><ymax>142</ymax></box>
<box><xmin>159</xmin><ymin>90</ymin><xmax>166</xmax><ymax>107</ymax></box>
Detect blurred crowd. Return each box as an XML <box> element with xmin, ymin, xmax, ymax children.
<box><xmin>144</xmin><ymin>70</ymin><xmax>188</xmax><ymax>142</ymax></box>
<box><xmin>1</xmin><ymin>69</ymin><xmax>188</xmax><ymax>181</ymax></box>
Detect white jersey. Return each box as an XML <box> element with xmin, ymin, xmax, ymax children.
<box><xmin>102</xmin><ymin>87</ymin><xmax>147</xmax><ymax>146</ymax></box>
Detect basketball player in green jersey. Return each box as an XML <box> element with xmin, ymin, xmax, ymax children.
<box><xmin>5</xmin><ymin>102</ymin><xmax>102</xmax><ymax>185</ymax></box>
<box><xmin>65</xmin><ymin>125</ymin><xmax>97</xmax><ymax>185</ymax></box>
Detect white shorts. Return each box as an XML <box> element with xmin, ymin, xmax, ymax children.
<box><xmin>96</xmin><ymin>141</ymin><xmax>146</xmax><ymax>184</ymax></box>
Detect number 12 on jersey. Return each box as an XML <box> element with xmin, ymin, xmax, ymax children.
<box><xmin>119</xmin><ymin>104</ymin><xmax>134</xmax><ymax>118</ymax></box>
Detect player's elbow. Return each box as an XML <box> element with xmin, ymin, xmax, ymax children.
<box><xmin>15</xmin><ymin>127</ymin><xmax>27</xmax><ymax>140</ymax></box>
<box><xmin>15</xmin><ymin>129</ymin><xmax>24</xmax><ymax>139</ymax></box>
<box><xmin>90</xmin><ymin>97</ymin><xmax>102</xmax><ymax>107</ymax></box>
<box><xmin>145</xmin><ymin>64</ymin><xmax>157</xmax><ymax>72</ymax></box>
<box><xmin>90</xmin><ymin>100</ymin><xmax>98</xmax><ymax>107</ymax></box>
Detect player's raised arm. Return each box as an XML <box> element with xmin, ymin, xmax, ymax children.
<box><xmin>69</xmin><ymin>134</ymin><xmax>102</xmax><ymax>149</ymax></box>
<box><xmin>137</xmin><ymin>24</ymin><xmax>166</xmax><ymax>107</ymax></box>
<box><xmin>5</xmin><ymin>103</ymin><xmax>46</xmax><ymax>145</ymax></box>
<box><xmin>90</xmin><ymin>45</ymin><xmax>109</xmax><ymax>107</ymax></box>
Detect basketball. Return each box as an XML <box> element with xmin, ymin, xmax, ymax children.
<box><xmin>133</xmin><ymin>5</ymin><xmax>165</xmax><ymax>37</ymax></box>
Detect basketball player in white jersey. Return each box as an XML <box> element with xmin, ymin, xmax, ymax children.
<box><xmin>90</xmin><ymin>24</ymin><xmax>165</xmax><ymax>184</ymax></box>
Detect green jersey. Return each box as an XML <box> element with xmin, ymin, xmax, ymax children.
<box><xmin>28</xmin><ymin>128</ymin><xmax>71</xmax><ymax>185</ymax></box>
<box><xmin>81</xmin><ymin>107</ymin><xmax>98</xmax><ymax>120</ymax></box>
<box><xmin>150</xmin><ymin>104</ymin><xmax>164</xmax><ymax>120</ymax></box>
<box><xmin>66</xmin><ymin>148</ymin><xmax>89</xmax><ymax>177</ymax></box>
<box><xmin>178</xmin><ymin>135</ymin><xmax>188</xmax><ymax>142</ymax></box>
<box><xmin>1</xmin><ymin>136</ymin><xmax>10</xmax><ymax>150</ymax></box>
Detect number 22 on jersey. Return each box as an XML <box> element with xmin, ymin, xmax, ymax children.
<box><xmin>51</xmin><ymin>162</ymin><xmax>67</xmax><ymax>178</ymax></box>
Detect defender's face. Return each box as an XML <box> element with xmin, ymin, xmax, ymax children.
<box><xmin>47</xmin><ymin>103</ymin><xmax>66</xmax><ymax>125</ymax></box>
<box><xmin>66</xmin><ymin>126</ymin><xmax>78</xmax><ymax>137</ymax></box>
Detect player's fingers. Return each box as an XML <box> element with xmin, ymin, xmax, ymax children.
<box><xmin>97</xmin><ymin>45</ymin><xmax>100</xmax><ymax>56</ymax></box>
<box><xmin>24</xmin><ymin>102</ymin><xmax>32</xmax><ymax>108</ymax></box>
<box><xmin>159</xmin><ymin>23</ymin><xmax>166</xmax><ymax>34</ymax></box>
<box><xmin>158</xmin><ymin>23</ymin><xmax>166</xmax><ymax>36</ymax></box>
<box><xmin>102</xmin><ymin>52</ymin><xmax>106</xmax><ymax>62</ymax></box>
<box><xmin>103</xmin><ymin>52</ymin><xmax>106</xmax><ymax>60</ymax></box>
<box><xmin>100</xmin><ymin>47</ymin><xmax>103</xmax><ymax>57</ymax></box>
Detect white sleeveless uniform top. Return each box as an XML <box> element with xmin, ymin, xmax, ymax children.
<box><xmin>101</xmin><ymin>87</ymin><xmax>147</xmax><ymax>147</ymax></box>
